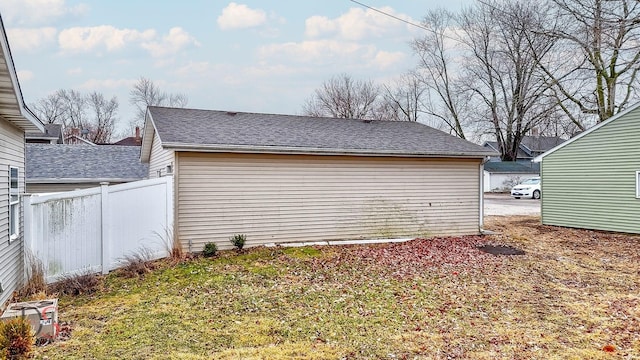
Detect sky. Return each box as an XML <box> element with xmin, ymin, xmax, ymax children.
<box><xmin>0</xmin><ymin>0</ymin><xmax>472</xmax><ymax>138</ymax></box>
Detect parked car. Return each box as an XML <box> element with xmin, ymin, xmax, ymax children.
<box><xmin>511</xmin><ymin>177</ymin><xmax>541</xmax><ymax>199</ymax></box>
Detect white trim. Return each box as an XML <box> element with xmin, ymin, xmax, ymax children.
<box><xmin>636</xmin><ymin>171</ymin><xmax>640</xmax><ymax>199</ymax></box>
<box><xmin>9</xmin><ymin>166</ymin><xmax>19</xmax><ymax>241</ymax></box>
<box><xmin>63</xmin><ymin>134</ymin><xmax>96</xmax><ymax>145</ymax></box>
<box><xmin>140</xmin><ymin>109</ymin><xmax>156</xmax><ymax>163</ymax></box>
<box><xmin>534</xmin><ymin>101</ymin><xmax>640</xmax><ymax>162</ymax></box>
<box><xmin>0</xmin><ymin>17</ymin><xmax>44</xmax><ymax>132</ymax></box>
<box><xmin>161</xmin><ymin>142</ymin><xmax>493</xmax><ymax>159</ymax></box>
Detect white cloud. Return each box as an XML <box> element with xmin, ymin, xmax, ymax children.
<box><xmin>217</xmin><ymin>2</ymin><xmax>267</xmax><ymax>30</ymax></box>
<box><xmin>304</xmin><ymin>16</ymin><xmax>337</xmax><ymax>38</ymax></box>
<box><xmin>258</xmin><ymin>40</ymin><xmax>377</xmax><ymax>65</ymax></box>
<box><xmin>6</xmin><ymin>27</ymin><xmax>57</xmax><ymax>52</ymax></box>
<box><xmin>67</xmin><ymin>67</ymin><xmax>83</xmax><ymax>75</ymax></box>
<box><xmin>17</xmin><ymin>70</ymin><xmax>34</xmax><ymax>82</ymax></box>
<box><xmin>305</xmin><ymin>7</ymin><xmax>415</xmax><ymax>41</ymax></box>
<box><xmin>370</xmin><ymin>51</ymin><xmax>405</xmax><ymax>69</ymax></box>
<box><xmin>141</xmin><ymin>27</ymin><xmax>200</xmax><ymax>58</ymax></box>
<box><xmin>1</xmin><ymin>0</ymin><xmax>88</xmax><ymax>26</ymax></box>
<box><xmin>78</xmin><ymin>78</ymin><xmax>137</xmax><ymax>90</ymax></box>
<box><xmin>174</xmin><ymin>61</ymin><xmax>214</xmax><ymax>76</ymax></box>
<box><xmin>58</xmin><ymin>26</ymin><xmax>156</xmax><ymax>53</ymax></box>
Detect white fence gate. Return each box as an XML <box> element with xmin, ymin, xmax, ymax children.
<box><xmin>24</xmin><ymin>177</ymin><xmax>173</xmax><ymax>283</ymax></box>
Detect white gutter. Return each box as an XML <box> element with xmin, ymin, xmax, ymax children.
<box><xmin>479</xmin><ymin>156</ymin><xmax>489</xmax><ymax>228</ymax></box>
<box><xmin>162</xmin><ymin>142</ymin><xmax>496</xmax><ymax>159</ymax></box>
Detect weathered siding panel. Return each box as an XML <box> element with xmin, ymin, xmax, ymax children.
<box><xmin>148</xmin><ymin>131</ymin><xmax>174</xmax><ymax>178</ymax></box>
<box><xmin>25</xmin><ymin>177</ymin><xmax>173</xmax><ymax>282</ymax></box>
<box><xmin>0</xmin><ymin>117</ymin><xmax>25</xmax><ymax>307</ymax></box>
<box><xmin>176</xmin><ymin>152</ymin><xmax>481</xmax><ymax>251</ymax></box>
<box><xmin>541</xmin><ymin>106</ymin><xmax>640</xmax><ymax>233</ymax></box>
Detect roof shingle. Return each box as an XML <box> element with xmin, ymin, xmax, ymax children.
<box><xmin>26</xmin><ymin>144</ymin><xmax>148</xmax><ymax>181</ymax></box>
<box><xmin>147</xmin><ymin>107</ymin><xmax>497</xmax><ymax>158</ymax></box>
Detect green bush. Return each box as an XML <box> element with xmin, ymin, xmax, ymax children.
<box><xmin>229</xmin><ymin>234</ymin><xmax>247</xmax><ymax>251</ymax></box>
<box><xmin>0</xmin><ymin>317</ymin><xmax>34</xmax><ymax>360</ymax></box>
<box><xmin>202</xmin><ymin>242</ymin><xmax>218</xmax><ymax>257</ymax></box>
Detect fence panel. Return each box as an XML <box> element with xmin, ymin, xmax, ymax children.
<box><xmin>24</xmin><ymin>177</ymin><xmax>173</xmax><ymax>282</ymax></box>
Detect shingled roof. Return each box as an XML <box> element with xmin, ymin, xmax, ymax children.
<box><xmin>484</xmin><ymin>161</ymin><xmax>539</xmax><ymax>174</ymax></box>
<box><xmin>27</xmin><ymin>144</ymin><xmax>148</xmax><ymax>183</ymax></box>
<box><xmin>26</xmin><ymin>123</ymin><xmax>63</xmax><ymax>143</ymax></box>
<box><xmin>142</xmin><ymin>107</ymin><xmax>497</xmax><ymax>159</ymax></box>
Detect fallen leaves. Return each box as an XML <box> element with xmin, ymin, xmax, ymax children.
<box><xmin>32</xmin><ymin>215</ymin><xmax>640</xmax><ymax>359</ymax></box>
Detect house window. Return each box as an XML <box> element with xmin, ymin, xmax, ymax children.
<box><xmin>9</xmin><ymin>166</ymin><xmax>18</xmax><ymax>240</ymax></box>
<box><xmin>637</xmin><ymin>171</ymin><xmax>640</xmax><ymax>199</ymax></box>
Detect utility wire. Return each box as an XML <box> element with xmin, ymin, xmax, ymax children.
<box><xmin>348</xmin><ymin>0</ymin><xmax>431</xmax><ymax>32</ymax></box>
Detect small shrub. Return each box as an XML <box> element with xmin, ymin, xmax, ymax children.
<box><xmin>230</xmin><ymin>234</ymin><xmax>247</xmax><ymax>251</ymax></box>
<box><xmin>48</xmin><ymin>269</ymin><xmax>103</xmax><ymax>296</ymax></box>
<box><xmin>0</xmin><ymin>317</ymin><xmax>35</xmax><ymax>359</ymax></box>
<box><xmin>202</xmin><ymin>243</ymin><xmax>218</xmax><ymax>257</ymax></box>
<box><xmin>15</xmin><ymin>251</ymin><xmax>47</xmax><ymax>301</ymax></box>
<box><xmin>120</xmin><ymin>247</ymin><xmax>155</xmax><ymax>278</ymax></box>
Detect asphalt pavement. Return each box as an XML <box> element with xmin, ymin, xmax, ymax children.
<box><xmin>484</xmin><ymin>193</ymin><xmax>540</xmax><ymax>216</ymax></box>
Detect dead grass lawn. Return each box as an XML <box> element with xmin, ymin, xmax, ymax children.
<box><xmin>33</xmin><ymin>216</ymin><xmax>640</xmax><ymax>359</ymax></box>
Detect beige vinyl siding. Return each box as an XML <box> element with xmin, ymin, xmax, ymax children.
<box><xmin>541</xmin><ymin>106</ymin><xmax>640</xmax><ymax>233</ymax></box>
<box><xmin>148</xmin><ymin>131</ymin><xmax>174</xmax><ymax>178</ymax></box>
<box><xmin>176</xmin><ymin>152</ymin><xmax>481</xmax><ymax>252</ymax></box>
<box><xmin>0</xmin><ymin>117</ymin><xmax>25</xmax><ymax>306</ymax></box>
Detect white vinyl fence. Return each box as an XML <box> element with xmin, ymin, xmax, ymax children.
<box><xmin>24</xmin><ymin>177</ymin><xmax>173</xmax><ymax>283</ymax></box>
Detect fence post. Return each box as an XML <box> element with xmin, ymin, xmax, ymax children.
<box><xmin>100</xmin><ymin>182</ymin><xmax>110</xmax><ymax>274</ymax></box>
<box><xmin>22</xmin><ymin>195</ymin><xmax>33</xmax><ymax>284</ymax></box>
<box><xmin>165</xmin><ymin>176</ymin><xmax>174</xmax><ymax>253</ymax></box>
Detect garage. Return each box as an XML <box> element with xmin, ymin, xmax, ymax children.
<box><xmin>141</xmin><ymin>107</ymin><xmax>497</xmax><ymax>251</ymax></box>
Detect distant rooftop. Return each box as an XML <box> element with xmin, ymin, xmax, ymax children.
<box><xmin>27</xmin><ymin>144</ymin><xmax>148</xmax><ymax>183</ymax></box>
<box><xmin>26</xmin><ymin>123</ymin><xmax>63</xmax><ymax>143</ymax></box>
<box><xmin>484</xmin><ymin>161</ymin><xmax>539</xmax><ymax>174</ymax></box>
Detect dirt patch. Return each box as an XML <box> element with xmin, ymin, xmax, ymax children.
<box><xmin>477</xmin><ymin>244</ymin><xmax>525</xmax><ymax>255</ymax></box>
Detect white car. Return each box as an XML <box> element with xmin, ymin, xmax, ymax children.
<box><xmin>511</xmin><ymin>177</ymin><xmax>541</xmax><ymax>199</ymax></box>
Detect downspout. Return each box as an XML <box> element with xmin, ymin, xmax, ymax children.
<box><xmin>479</xmin><ymin>156</ymin><xmax>489</xmax><ymax>230</ymax></box>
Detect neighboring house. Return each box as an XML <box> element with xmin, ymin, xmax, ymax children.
<box><xmin>25</xmin><ymin>123</ymin><xmax>63</xmax><ymax>144</ymax></box>
<box><xmin>141</xmin><ymin>107</ymin><xmax>498</xmax><ymax>252</ymax></box>
<box><xmin>483</xmin><ymin>136</ymin><xmax>565</xmax><ymax>161</ymax></box>
<box><xmin>534</xmin><ymin>102</ymin><xmax>640</xmax><ymax>234</ymax></box>
<box><xmin>483</xmin><ymin>161</ymin><xmax>539</xmax><ymax>192</ymax></box>
<box><xmin>112</xmin><ymin>126</ymin><xmax>142</xmax><ymax>146</ymax></box>
<box><xmin>26</xmin><ymin>144</ymin><xmax>148</xmax><ymax>193</ymax></box>
<box><xmin>0</xmin><ymin>16</ymin><xmax>45</xmax><ymax>307</ymax></box>
<box><xmin>482</xmin><ymin>136</ymin><xmax>564</xmax><ymax>192</ymax></box>
<box><xmin>64</xmin><ymin>133</ymin><xmax>95</xmax><ymax>146</ymax></box>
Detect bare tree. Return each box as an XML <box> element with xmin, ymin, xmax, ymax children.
<box><xmin>456</xmin><ymin>0</ymin><xmax>558</xmax><ymax>160</ymax></box>
<box><xmin>31</xmin><ymin>92</ymin><xmax>66</xmax><ymax>125</ymax></box>
<box><xmin>537</xmin><ymin>0</ymin><xmax>640</xmax><ymax>126</ymax></box>
<box><xmin>302</xmin><ymin>74</ymin><xmax>382</xmax><ymax>119</ymax></box>
<box><xmin>86</xmin><ymin>92</ymin><xmax>118</xmax><ymax>144</ymax></box>
<box><xmin>380</xmin><ymin>72</ymin><xmax>425</xmax><ymax>122</ymax></box>
<box><xmin>31</xmin><ymin>89</ymin><xmax>119</xmax><ymax>144</ymax></box>
<box><xmin>412</xmin><ymin>9</ymin><xmax>469</xmax><ymax>138</ymax></box>
<box><xmin>129</xmin><ymin>77</ymin><xmax>188</xmax><ymax>128</ymax></box>
<box><xmin>58</xmin><ymin>89</ymin><xmax>87</xmax><ymax>130</ymax></box>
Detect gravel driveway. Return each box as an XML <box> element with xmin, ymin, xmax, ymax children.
<box><xmin>484</xmin><ymin>193</ymin><xmax>540</xmax><ymax>216</ymax></box>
